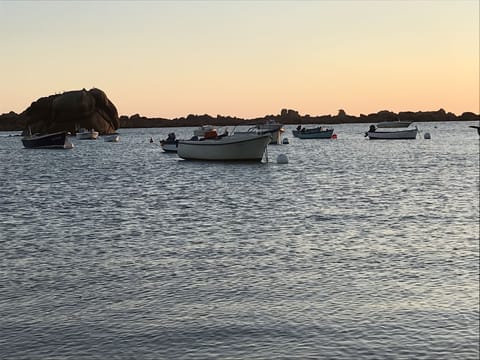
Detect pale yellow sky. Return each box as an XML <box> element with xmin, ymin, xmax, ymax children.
<box><xmin>0</xmin><ymin>0</ymin><xmax>478</xmax><ymax>119</ymax></box>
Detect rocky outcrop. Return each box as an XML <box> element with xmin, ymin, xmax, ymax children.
<box><xmin>22</xmin><ymin>88</ymin><xmax>119</xmax><ymax>135</ymax></box>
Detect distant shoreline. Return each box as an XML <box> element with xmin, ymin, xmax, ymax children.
<box><xmin>0</xmin><ymin>108</ymin><xmax>478</xmax><ymax>132</ymax></box>
<box><xmin>117</xmin><ymin>109</ymin><xmax>479</xmax><ymax>129</ymax></box>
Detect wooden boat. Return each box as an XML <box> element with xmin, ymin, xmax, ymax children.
<box><xmin>76</xmin><ymin>128</ymin><xmax>98</xmax><ymax>140</ymax></box>
<box><xmin>365</xmin><ymin>125</ymin><xmax>418</xmax><ymax>140</ymax></box>
<box><xmin>292</xmin><ymin>126</ymin><xmax>334</xmax><ymax>139</ymax></box>
<box><xmin>177</xmin><ymin>133</ymin><xmax>271</xmax><ymax>161</ymax></box>
<box><xmin>22</xmin><ymin>131</ymin><xmax>74</xmax><ymax>149</ymax></box>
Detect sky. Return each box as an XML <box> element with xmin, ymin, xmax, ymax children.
<box><xmin>0</xmin><ymin>0</ymin><xmax>478</xmax><ymax>119</ymax></box>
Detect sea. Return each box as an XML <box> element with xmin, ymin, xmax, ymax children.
<box><xmin>0</xmin><ymin>121</ymin><xmax>478</xmax><ymax>360</ymax></box>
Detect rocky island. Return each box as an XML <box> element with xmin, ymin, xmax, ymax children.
<box><xmin>0</xmin><ymin>88</ymin><xmax>119</xmax><ymax>134</ymax></box>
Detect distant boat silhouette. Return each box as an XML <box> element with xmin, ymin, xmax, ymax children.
<box><xmin>469</xmin><ymin>125</ymin><xmax>480</xmax><ymax>135</ymax></box>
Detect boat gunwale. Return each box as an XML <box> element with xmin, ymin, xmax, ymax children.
<box><xmin>178</xmin><ymin>134</ymin><xmax>271</xmax><ymax>146</ymax></box>
<box><xmin>22</xmin><ymin>131</ymin><xmax>68</xmax><ymax>140</ymax></box>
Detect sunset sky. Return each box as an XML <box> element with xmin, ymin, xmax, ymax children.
<box><xmin>1</xmin><ymin>0</ymin><xmax>478</xmax><ymax>119</ymax></box>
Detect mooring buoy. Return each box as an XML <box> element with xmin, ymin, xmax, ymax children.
<box><xmin>277</xmin><ymin>154</ymin><xmax>289</xmax><ymax>164</ymax></box>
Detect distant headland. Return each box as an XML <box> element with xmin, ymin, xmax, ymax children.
<box><xmin>1</xmin><ymin>108</ymin><xmax>479</xmax><ymax>133</ymax></box>
<box><xmin>0</xmin><ymin>88</ymin><xmax>478</xmax><ymax>132</ymax></box>
<box><xmin>117</xmin><ymin>108</ymin><xmax>479</xmax><ymax>129</ymax></box>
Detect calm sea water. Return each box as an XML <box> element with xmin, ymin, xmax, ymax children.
<box><xmin>1</xmin><ymin>122</ymin><xmax>479</xmax><ymax>359</ymax></box>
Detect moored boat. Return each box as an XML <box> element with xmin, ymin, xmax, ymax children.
<box><xmin>177</xmin><ymin>133</ymin><xmax>271</xmax><ymax>161</ymax></box>
<box><xmin>76</xmin><ymin>128</ymin><xmax>99</xmax><ymax>140</ymax></box>
<box><xmin>365</xmin><ymin>124</ymin><xmax>418</xmax><ymax>140</ymax></box>
<box><xmin>22</xmin><ymin>131</ymin><xmax>74</xmax><ymax>149</ymax></box>
<box><xmin>292</xmin><ymin>126</ymin><xmax>334</xmax><ymax>139</ymax></box>
<box><xmin>160</xmin><ymin>132</ymin><xmax>179</xmax><ymax>152</ymax></box>
<box><xmin>103</xmin><ymin>134</ymin><xmax>120</xmax><ymax>142</ymax></box>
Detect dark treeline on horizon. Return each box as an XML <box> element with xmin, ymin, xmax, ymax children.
<box><xmin>0</xmin><ymin>107</ymin><xmax>478</xmax><ymax>132</ymax></box>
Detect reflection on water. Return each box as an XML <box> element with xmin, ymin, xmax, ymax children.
<box><xmin>0</xmin><ymin>122</ymin><xmax>478</xmax><ymax>359</ymax></box>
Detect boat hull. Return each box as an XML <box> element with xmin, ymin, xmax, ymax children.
<box><xmin>292</xmin><ymin>128</ymin><xmax>334</xmax><ymax>139</ymax></box>
<box><xmin>103</xmin><ymin>134</ymin><xmax>120</xmax><ymax>142</ymax></box>
<box><xmin>22</xmin><ymin>131</ymin><xmax>74</xmax><ymax>149</ymax></box>
<box><xmin>367</xmin><ymin>128</ymin><xmax>418</xmax><ymax>140</ymax></box>
<box><xmin>177</xmin><ymin>134</ymin><xmax>271</xmax><ymax>161</ymax></box>
<box><xmin>160</xmin><ymin>141</ymin><xmax>178</xmax><ymax>153</ymax></box>
<box><xmin>76</xmin><ymin>129</ymin><xmax>99</xmax><ymax>140</ymax></box>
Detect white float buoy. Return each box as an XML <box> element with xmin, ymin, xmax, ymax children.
<box><xmin>282</xmin><ymin>138</ymin><xmax>289</xmax><ymax>144</ymax></box>
<box><xmin>424</xmin><ymin>132</ymin><xmax>431</xmax><ymax>139</ymax></box>
<box><xmin>277</xmin><ymin>154</ymin><xmax>289</xmax><ymax>164</ymax></box>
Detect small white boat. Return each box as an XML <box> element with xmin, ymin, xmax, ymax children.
<box><xmin>161</xmin><ymin>142</ymin><xmax>178</xmax><ymax>152</ymax></box>
<box><xmin>365</xmin><ymin>125</ymin><xmax>418</xmax><ymax>140</ymax></box>
<box><xmin>76</xmin><ymin>128</ymin><xmax>99</xmax><ymax>140</ymax></box>
<box><xmin>160</xmin><ymin>132</ymin><xmax>178</xmax><ymax>152</ymax></box>
<box><xmin>177</xmin><ymin>133</ymin><xmax>271</xmax><ymax>161</ymax></box>
<box><xmin>377</xmin><ymin>121</ymin><xmax>413</xmax><ymax>128</ymax></box>
<box><xmin>103</xmin><ymin>134</ymin><xmax>120</xmax><ymax>142</ymax></box>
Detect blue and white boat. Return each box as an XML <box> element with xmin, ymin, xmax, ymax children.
<box><xmin>292</xmin><ymin>126</ymin><xmax>334</xmax><ymax>139</ymax></box>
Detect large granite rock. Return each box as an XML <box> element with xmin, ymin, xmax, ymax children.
<box><xmin>23</xmin><ymin>88</ymin><xmax>119</xmax><ymax>135</ymax></box>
